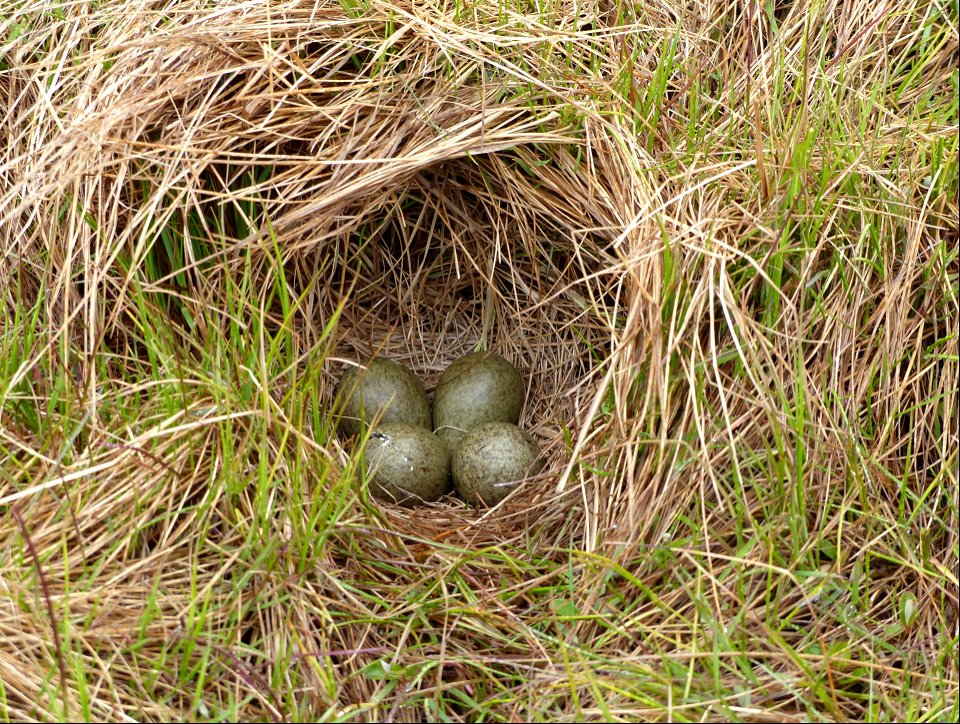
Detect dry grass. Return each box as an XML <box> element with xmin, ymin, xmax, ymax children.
<box><xmin>1</xmin><ymin>0</ymin><xmax>957</xmax><ymax>721</ymax></box>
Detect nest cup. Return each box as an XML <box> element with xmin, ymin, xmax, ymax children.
<box><xmin>320</xmin><ymin>158</ymin><xmax>616</xmax><ymax>524</ymax></box>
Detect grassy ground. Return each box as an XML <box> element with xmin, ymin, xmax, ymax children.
<box><xmin>0</xmin><ymin>0</ymin><xmax>957</xmax><ymax>721</ymax></box>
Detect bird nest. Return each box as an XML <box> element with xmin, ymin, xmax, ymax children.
<box><xmin>4</xmin><ymin>4</ymin><xmax>664</xmax><ymax>551</ymax></box>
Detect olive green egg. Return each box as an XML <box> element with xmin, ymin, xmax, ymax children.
<box><xmin>336</xmin><ymin>358</ymin><xmax>431</xmax><ymax>436</ymax></box>
<box><xmin>452</xmin><ymin>422</ymin><xmax>542</xmax><ymax>507</ymax></box>
<box><xmin>432</xmin><ymin>352</ymin><xmax>525</xmax><ymax>454</ymax></box>
<box><xmin>363</xmin><ymin>423</ymin><xmax>451</xmax><ymax>506</ymax></box>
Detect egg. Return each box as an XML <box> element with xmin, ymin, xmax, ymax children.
<box><xmin>432</xmin><ymin>352</ymin><xmax>525</xmax><ymax>454</ymax></box>
<box><xmin>336</xmin><ymin>358</ymin><xmax>431</xmax><ymax>436</ymax></box>
<box><xmin>362</xmin><ymin>423</ymin><xmax>451</xmax><ymax>506</ymax></box>
<box><xmin>451</xmin><ymin>421</ymin><xmax>541</xmax><ymax>506</ymax></box>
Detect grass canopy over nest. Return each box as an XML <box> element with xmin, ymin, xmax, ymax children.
<box><xmin>1</xmin><ymin>0</ymin><xmax>958</xmax><ymax>721</ymax></box>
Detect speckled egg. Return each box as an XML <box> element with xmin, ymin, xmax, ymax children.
<box><xmin>362</xmin><ymin>423</ymin><xmax>451</xmax><ymax>506</ymax></box>
<box><xmin>432</xmin><ymin>352</ymin><xmax>525</xmax><ymax>454</ymax></box>
<box><xmin>336</xmin><ymin>358</ymin><xmax>431</xmax><ymax>436</ymax></box>
<box><xmin>451</xmin><ymin>422</ymin><xmax>541</xmax><ymax>507</ymax></box>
